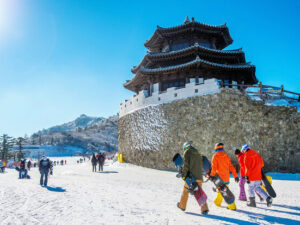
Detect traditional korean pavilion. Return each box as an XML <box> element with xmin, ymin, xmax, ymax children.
<box><xmin>124</xmin><ymin>17</ymin><xmax>257</xmax><ymax>95</ymax></box>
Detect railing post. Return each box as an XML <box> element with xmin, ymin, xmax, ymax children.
<box><xmin>259</xmin><ymin>82</ymin><xmax>262</xmax><ymax>96</ymax></box>
<box><xmin>281</xmin><ymin>85</ymin><xmax>284</xmax><ymax>97</ymax></box>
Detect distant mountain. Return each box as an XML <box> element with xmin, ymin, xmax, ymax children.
<box><xmin>29</xmin><ymin>114</ymin><xmax>118</xmax><ymax>153</ymax></box>
<box><xmin>36</xmin><ymin>114</ymin><xmax>105</xmax><ymax>135</ymax></box>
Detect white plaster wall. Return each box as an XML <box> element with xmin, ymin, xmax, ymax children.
<box><xmin>119</xmin><ymin>78</ymin><xmax>221</xmax><ymax>118</ymax></box>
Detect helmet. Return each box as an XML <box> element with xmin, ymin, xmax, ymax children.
<box><xmin>214</xmin><ymin>143</ymin><xmax>224</xmax><ymax>151</ymax></box>
<box><xmin>241</xmin><ymin>144</ymin><xmax>250</xmax><ymax>153</ymax></box>
<box><xmin>182</xmin><ymin>141</ymin><xmax>192</xmax><ymax>151</ymax></box>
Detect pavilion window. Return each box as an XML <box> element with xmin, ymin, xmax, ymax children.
<box><xmin>161</xmin><ymin>79</ymin><xmax>185</xmax><ymax>91</ymax></box>
<box><xmin>198</xmin><ymin>78</ymin><xmax>204</xmax><ymax>84</ymax></box>
<box><xmin>172</xmin><ymin>42</ymin><xmax>189</xmax><ymax>51</ymax></box>
<box><xmin>199</xmin><ymin>42</ymin><xmax>210</xmax><ymax>48</ymax></box>
<box><xmin>224</xmin><ymin>80</ymin><xmax>230</xmax><ymax>88</ymax></box>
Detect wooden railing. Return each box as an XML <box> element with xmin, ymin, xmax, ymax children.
<box><xmin>220</xmin><ymin>81</ymin><xmax>300</xmax><ymax>102</ymax></box>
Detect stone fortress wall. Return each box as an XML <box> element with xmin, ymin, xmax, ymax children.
<box><xmin>120</xmin><ymin>79</ymin><xmax>238</xmax><ymax>117</ymax></box>
<box><xmin>118</xmin><ymin>89</ymin><xmax>300</xmax><ymax>173</ymax></box>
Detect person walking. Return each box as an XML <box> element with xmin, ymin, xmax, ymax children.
<box><xmin>209</xmin><ymin>143</ymin><xmax>239</xmax><ymax>210</ymax></box>
<box><xmin>91</xmin><ymin>153</ymin><xmax>97</xmax><ymax>172</ymax></box>
<box><xmin>98</xmin><ymin>153</ymin><xmax>105</xmax><ymax>172</ymax></box>
<box><xmin>39</xmin><ymin>156</ymin><xmax>53</xmax><ymax>186</ymax></box>
<box><xmin>27</xmin><ymin>160</ymin><xmax>32</xmax><ymax>171</ymax></box>
<box><xmin>177</xmin><ymin>141</ymin><xmax>209</xmax><ymax>215</ymax></box>
<box><xmin>241</xmin><ymin>144</ymin><xmax>272</xmax><ymax>207</ymax></box>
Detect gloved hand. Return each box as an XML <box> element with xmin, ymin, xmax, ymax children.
<box><xmin>235</xmin><ymin>177</ymin><xmax>240</xmax><ymax>183</ymax></box>
<box><xmin>181</xmin><ymin>176</ymin><xmax>186</xmax><ymax>181</ymax></box>
<box><xmin>246</xmin><ymin>176</ymin><xmax>250</xmax><ymax>184</ymax></box>
<box><xmin>176</xmin><ymin>173</ymin><xmax>182</xmax><ymax>178</ymax></box>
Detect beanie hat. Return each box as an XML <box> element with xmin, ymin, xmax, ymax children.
<box><xmin>235</xmin><ymin>149</ymin><xmax>241</xmax><ymax>155</ymax></box>
<box><xmin>214</xmin><ymin>143</ymin><xmax>224</xmax><ymax>152</ymax></box>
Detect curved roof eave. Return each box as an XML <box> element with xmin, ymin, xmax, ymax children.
<box><xmin>132</xmin><ymin>44</ymin><xmax>244</xmax><ymax>73</ymax></box>
<box><xmin>144</xmin><ymin>21</ymin><xmax>232</xmax><ymax>49</ymax></box>
<box><xmin>139</xmin><ymin>57</ymin><xmax>255</xmax><ymax>74</ymax></box>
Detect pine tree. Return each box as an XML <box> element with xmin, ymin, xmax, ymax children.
<box><xmin>16</xmin><ymin>137</ymin><xmax>25</xmax><ymax>161</ymax></box>
<box><xmin>0</xmin><ymin>134</ymin><xmax>14</xmax><ymax>161</ymax></box>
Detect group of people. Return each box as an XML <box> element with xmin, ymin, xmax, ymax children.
<box><xmin>177</xmin><ymin>142</ymin><xmax>272</xmax><ymax>215</ymax></box>
<box><xmin>0</xmin><ymin>160</ymin><xmax>6</xmax><ymax>173</ymax></box>
<box><xmin>91</xmin><ymin>153</ymin><xmax>106</xmax><ymax>172</ymax></box>
<box><xmin>53</xmin><ymin>160</ymin><xmax>67</xmax><ymax>166</ymax></box>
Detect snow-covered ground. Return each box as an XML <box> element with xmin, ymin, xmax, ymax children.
<box><xmin>1</xmin><ymin>157</ymin><xmax>300</xmax><ymax>225</ymax></box>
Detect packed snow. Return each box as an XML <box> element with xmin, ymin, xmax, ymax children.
<box><xmin>1</xmin><ymin>157</ymin><xmax>300</xmax><ymax>225</ymax></box>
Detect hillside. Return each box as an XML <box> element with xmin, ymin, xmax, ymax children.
<box><xmin>29</xmin><ymin>114</ymin><xmax>118</xmax><ymax>153</ymax></box>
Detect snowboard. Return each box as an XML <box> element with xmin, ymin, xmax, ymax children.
<box><xmin>202</xmin><ymin>156</ymin><xmax>235</xmax><ymax>205</ymax></box>
<box><xmin>202</xmin><ymin>156</ymin><xmax>211</xmax><ymax>175</ymax></box>
<box><xmin>173</xmin><ymin>153</ymin><xmax>207</xmax><ymax>207</ymax></box>
<box><xmin>261</xmin><ymin>170</ymin><xmax>276</xmax><ymax>198</ymax></box>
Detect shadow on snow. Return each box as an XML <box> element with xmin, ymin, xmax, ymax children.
<box><xmin>96</xmin><ymin>171</ymin><xmax>119</xmax><ymax>174</ymax></box>
<box><xmin>186</xmin><ymin>208</ymin><xmax>300</xmax><ymax>225</ymax></box>
<box><xmin>237</xmin><ymin>209</ymin><xmax>300</xmax><ymax>225</ymax></box>
<box><xmin>44</xmin><ymin>186</ymin><xmax>66</xmax><ymax>192</ymax></box>
<box><xmin>185</xmin><ymin>212</ymin><xmax>257</xmax><ymax>225</ymax></box>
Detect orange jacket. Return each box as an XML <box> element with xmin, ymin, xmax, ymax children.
<box><xmin>244</xmin><ymin>149</ymin><xmax>264</xmax><ymax>181</ymax></box>
<box><xmin>237</xmin><ymin>153</ymin><xmax>246</xmax><ymax>177</ymax></box>
<box><xmin>210</xmin><ymin>151</ymin><xmax>238</xmax><ymax>182</ymax></box>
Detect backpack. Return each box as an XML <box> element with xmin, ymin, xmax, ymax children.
<box><xmin>41</xmin><ymin>159</ymin><xmax>49</xmax><ymax>167</ymax></box>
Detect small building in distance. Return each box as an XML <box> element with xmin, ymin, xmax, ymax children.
<box><xmin>120</xmin><ymin>17</ymin><xmax>258</xmax><ymax>117</ymax></box>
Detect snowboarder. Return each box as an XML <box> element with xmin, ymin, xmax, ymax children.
<box><xmin>177</xmin><ymin>141</ymin><xmax>209</xmax><ymax>215</ymax></box>
<box><xmin>27</xmin><ymin>160</ymin><xmax>32</xmax><ymax>171</ymax></box>
<box><xmin>241</xmin><ymin>144</ymin><xmax>272</xmax><ymax>207</ymax></box>
<box><xmin>235</xmin><ymin>149</ymin><xmax>247</xmax><ymax>201</ymax></box>
<box><xmin>39</xmin><ymin>156</ymin><xmax>53</xmax><ymax>186</ymax></box>
<box><xmin>91</xmin><ymin>153</ymin><xmax>97</xmax><ymax>172</ymax></box>
<box><xmin>98</xmin><ymin>153</ymin><xmax>105</xmax><ymax>172</ymax></box>
<box><xmin>209</xmin><ymin>143</ymin><xmax>239</xmax><ymax>210</ymax></box>
<box><xmin>235</xmin><ymin>149</ymin><xmax>265</xmax><ymax>202</ymax></box>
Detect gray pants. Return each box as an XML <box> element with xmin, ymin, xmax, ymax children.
<box><xmin>248</xmin><ymin>181</ymin><xmax>268</xmax><ymax>199</ymax></box>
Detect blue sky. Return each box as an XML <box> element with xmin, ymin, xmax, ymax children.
<box><xmin>0</xmin><ymin>0</ymin><xmax>299</xmax><ymax>137</ymax></box>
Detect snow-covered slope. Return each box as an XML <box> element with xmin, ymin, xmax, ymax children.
<box><xmin>1</xmin><ymin>158</ymin><xmax>299</xmax><ymax>225</ymax></box>
<box><xmin>28</xmin><ymin>115</ymin><xmax>118</xmax><ymax>153</ymax></box>
<box><xmin>34</xmin><ymin>114</ymin><xmax>104</xmax><ymax>135</ymax></box>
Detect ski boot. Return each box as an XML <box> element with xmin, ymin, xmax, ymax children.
<box><xmin>247</xmin><ymin>197</ymin><xmax>256</xmax><ymax>207</ymax></box>
<box><xmin>266</xmin><ymin>197</ymin><xmax>272</xmax><ymax>207</ymax></box>
<box><xmin>177</xmin><ymin>202</ymin><xmax>185</xmax><ymax>211</ymax></box>
<box><xmin>227</xmin><ymin>202</ymin><xmax>237</xmax><ymax>210</ymax></box>
<box><xmin>214</xmin><ymin>191</ymin><xmax>223</xmax><ymax>206</ymax></box>
<box><xmin>201</xmin><ymin>210</ymin><xmax>209</xmax><ymax>215</ymax></box>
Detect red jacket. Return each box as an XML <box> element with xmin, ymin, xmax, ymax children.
<box><xmin>210</xmin><ymin>151</ymin><xmax>238</xmax><ymax>183</ymax></box>
<box><xmin>237</xmin><ymin>153</ymin><xmax>246</xmax><ymax>177</ymax></box>
<box><xmin>244</xmin><ymin>149</ymin><xmax>264</xmax><ymax>181</ymax></box>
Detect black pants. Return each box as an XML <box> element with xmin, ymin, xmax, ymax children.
<box><xmin>99</xmin><ymin>162</ymin><xmax>104</xmax><ymax>171</ymax></box>
<box><xmin>92</xmin><ymin>164</ymin><xmax>97</xmax><ymax>172</ymax></box>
